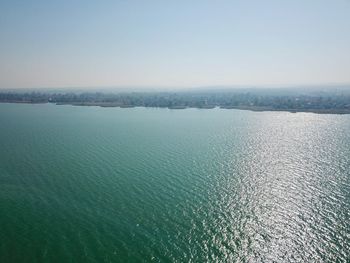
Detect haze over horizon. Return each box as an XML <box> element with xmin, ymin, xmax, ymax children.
<box><xmin>1</xmin><ymin>0</ymin><xmax>350</xmax><ymax>89</ymax></box>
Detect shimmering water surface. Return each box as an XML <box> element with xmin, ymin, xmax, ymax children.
<box><xmin>0</xmin><ymin>103</ymin><xmax>349</xmax><ymax>262</ymax></box>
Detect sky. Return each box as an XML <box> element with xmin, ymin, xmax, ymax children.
<box><xmin>0</xmin><ymin>0</ymin><xmax>349</xmax><ymax>89</ymax></box>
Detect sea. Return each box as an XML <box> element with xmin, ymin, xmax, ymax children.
<box><xmin>0</xmin><ymin>103</ymin><xmax>349</xmax><ymax>262</ymax></box>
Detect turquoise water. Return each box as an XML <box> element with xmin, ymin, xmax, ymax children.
<box><xmin>0</xmin><ymin>103</ymin><xmax>349</xmax><ymax>262</ymax></box>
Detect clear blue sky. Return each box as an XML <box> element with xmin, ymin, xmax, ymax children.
<box><xmin>0</xmin><ymin>0</ymin><xmax>349</xmax><ymax>89</ymax></box>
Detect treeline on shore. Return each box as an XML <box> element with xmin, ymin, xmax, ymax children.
<box><xmin>1</xmin><ymin>90</ymin><xmax>350</xmax><ymax>113</ymax></box>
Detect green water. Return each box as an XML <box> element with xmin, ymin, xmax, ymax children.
<box><xmin>0</xmin><ymin>103</ymin><xmax>349</xmax><ymax>262</ymax></box>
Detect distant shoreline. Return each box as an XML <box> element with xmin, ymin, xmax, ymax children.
<box><xmin>1</xmin><ymin>101</ymin><xmax>350</xmax><ymax>115</ymax></box>
<box><xmin>2</xmin><ymin>89</ymin><xmax>350</xmax><ymax>114</ymax></box>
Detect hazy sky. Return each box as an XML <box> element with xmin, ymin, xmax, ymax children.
<box><xmin>0</xmin><ymin>0</ymin><xmax>349</xmax><ymax>89</ymax></box>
